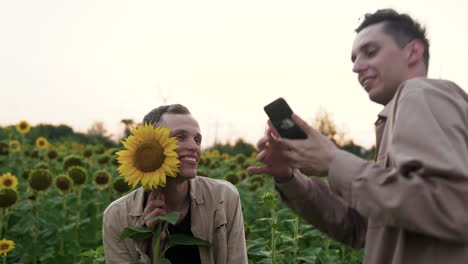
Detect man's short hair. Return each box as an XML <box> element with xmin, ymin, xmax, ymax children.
<box><xmin>356</xmin><ymin>8</ymin><xmax>430</xmax><ymax>71</ymax></box>
<box><xmin>143</xmin><ymin>104</ymin><xmax>191</xmax><ymax>125</ymax></box>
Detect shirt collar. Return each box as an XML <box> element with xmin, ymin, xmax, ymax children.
<box><xmin>129</xmin><ymin>187</ymin><xmax>146</xmax><ymax>217</ymax></box>
<box><xmin>189</xmin><ymin>177</ymin><xmax>205</xmax><ymax>205</ymax></box>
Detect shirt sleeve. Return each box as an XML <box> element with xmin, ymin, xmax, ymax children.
<box><xmin>329</xmin><ymin>80</ymin><xmax>468</xmax><ymax>242</ymax></box>
<box><xmin>225</xmin><ymin>189</ymin><xmax>248</xmax><ymax>264</ymax></box>
<box><xmin>275</xmin><ymin>169</ymin><xmax>367</xmax><ymax>249</ymax></box>
<box><xmin>102</xmin><ymin>204</ymin><xmax>139</xmax><ymax>263</ymax></box>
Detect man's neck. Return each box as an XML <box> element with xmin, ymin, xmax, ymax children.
<box><xmin>161</xmin><ymin>179</ymin><xmax>190</xmax><ymax>212</ymax></box>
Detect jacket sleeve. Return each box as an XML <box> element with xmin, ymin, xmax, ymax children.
<box><xmin>225</xmin><ymin>189</ymin><xmax>248</xmax><ymax>264</ymax></box>
<box><xmin>102</xmin><ymin>204</ymin><xmax>140</xmax><ymax>264</ymax></box>
<box><xmin>275</xmin><ymin>169</ymin><xmax>367</xmax><ymax>249</ymax></box>
<box><xmin>329</xmin><ymin>80</ymin><xmax>468</xmax><ymax>242</ymax></box>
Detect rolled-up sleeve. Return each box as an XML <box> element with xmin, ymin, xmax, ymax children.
<box><xmin>329</xmin><ymin>80</ymin><xmax>468</xmax><ymax>242</ymax></box>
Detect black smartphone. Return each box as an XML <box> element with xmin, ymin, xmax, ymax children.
<box><xmin>264</xmin><ymin>97</ymin><xmax>307</xmax><ymax>139</ymax></box>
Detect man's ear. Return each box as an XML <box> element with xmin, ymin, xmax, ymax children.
<box><xmin>406</xmin><ymin>39</ymin><xmax>425</xmax><ymax>66</ymax></box>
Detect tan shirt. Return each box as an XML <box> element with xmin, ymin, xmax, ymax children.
<box><xmin>277</xmin><ymin>78</ymin><xmax>468</xmax><ymax>264</ymax></box>
<box><xmin>103</xmin><ymin>176</ymin><xmax>248</xmax><ymax>264</ymax></box>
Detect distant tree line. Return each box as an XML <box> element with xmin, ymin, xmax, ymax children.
<box><xmin>0</xmin><ymin>123</ymin><xmax>118</xmax><ymax>148</ymax></box>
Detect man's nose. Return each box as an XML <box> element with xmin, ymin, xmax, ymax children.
<box><xmin>352</xmin><ymin>57</ymin><xmax>367</xmax><ymax>73</ymax></box>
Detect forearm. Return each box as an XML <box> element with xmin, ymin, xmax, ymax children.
<box><xmin>275</xmin><ymin>169</ymin><xmax>366</xmax><ymax>248</ymax></box>
<box><xmin>330</xmin><ymin>150</ymin><xmax>468</xmax><ymax>242</ymax></box>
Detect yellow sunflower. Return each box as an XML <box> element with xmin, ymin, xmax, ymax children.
<box><xmin>116</xmin><ymin>123</ymin><xmax>180</xmax><ymax>190</ymax></box>
<box><xmin>0</xmin><ymin>239</ymin><xmax>15</xmax><ymax>256</ymax></box>
<box><xmin>36</xmin><ymin>137</ymin><xmax>49</xmax><ymax>149</ymax></box>
<box><xmin>16</xmin><ymin>120</ymin><xmax>31</xmax><ymax>134</ymax></box>
<box><xmin>9</xmin><ymin>140</ymin><xmax>21</xmax><ymax>152</ymax></box>
<box><xmin>0</xmin><ymin>173</ymin><xmax>18</xmax><ymax>190</ymax></box>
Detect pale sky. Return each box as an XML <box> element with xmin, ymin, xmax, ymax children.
<box><xmin>1</xmin><ymin>0</ymin><xmax>467</xmax><ymax>149</ymax></box>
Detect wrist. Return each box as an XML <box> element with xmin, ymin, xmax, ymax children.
<box><xmin>275</xmin><ymin>168</ymin><xmax>294</xmax><ymax>183</ymax></box>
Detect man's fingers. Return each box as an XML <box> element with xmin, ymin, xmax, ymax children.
<box><xmin>291</xmin><ymin>113</ymin><xmax>315</xmax><ymax>136</ymax></box>
<box><xmin>247</xmin><ymin>165</ymin><xmax>268</xmax><ymax>175</ymax></box>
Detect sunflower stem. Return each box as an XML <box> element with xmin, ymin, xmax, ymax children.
<box><xmin>76</xmin><ymin>187</ymin><xmax>82</xmax><ymax>254</ymax></box>
<box><xmin>152</xmin><ymin>191</ymin><xmax>162</xmax><ymax>264</ymax></box>
<box><xmin>0</xmin><ymin>208</ymin><xmax>4</xmax><ymax>238</ymax></box>
<box><xmin>33</xmin><ymin>199</ymin><xmax>38</xmax><ymax>264</ymax></box>
<box><xmin>59</xmin><ymin>194</ymin><xmax>67</xmax><ymax>256</ymax></box>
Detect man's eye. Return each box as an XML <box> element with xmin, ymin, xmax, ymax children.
<box><xmin>366</xmin><ymin>49</ymin><xmax>377</xmax><ymax>57</ymax></box>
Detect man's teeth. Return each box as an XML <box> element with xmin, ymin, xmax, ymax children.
<box><xmin>181</xmin><ymin>157</ymin><xmax>196</xmax><ymax>162</ymax></box>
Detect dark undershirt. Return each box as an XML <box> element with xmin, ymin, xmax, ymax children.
<box><xmin>144</xmin><ymin>192</ymin><xmax>201</xmax><ymax>264</ymax></box>
<box><xmin>165</xmin><ymin>207</ymin><xmax>201</xmax><ymax>264</ymax></box>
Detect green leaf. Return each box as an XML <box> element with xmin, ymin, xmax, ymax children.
<box><xmin>119</xmin><ymin>226</ymin><xmax>154</xmax><ymax>242</ymax></box>
<box><xmin>159</xmin><ymin>258</ymin><xmax>172</xmax><ymax>264</ymax></box>
<box><xmin>145</xmin><ymin>211</ymin><xmax>180</xmax><ymax>225</ymax></box>
<box><xmin>168</xmin><ymin>234</ymin><xmax>213</xmax><ymax>247</ymax></box>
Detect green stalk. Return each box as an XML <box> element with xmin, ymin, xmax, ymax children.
<box><xmin>75</xmin><ymin>187</ymin><xmax>82</xmax><ymax>259</ymax></box>
<box><xmin>0</xmin><ymin>208</ymin><xmax>4</xmax><ymax>238</ymax></box>
<box><xmin>59</xmin><ymin>194</ymin><xmax>68</xmax><ymax>255</ymax></box>
<box><xmin>270</xmin><ymin>207</ymin><xmax>276</xmax><ymax>264</ymax></box>
<box><xmin>152</xmin><ymin>191</ymin><xmax>162</xmax><ymax>264</ymax></box>
<box><xmin>33</xmin><ymin>200</ymin><xmax>38</xmax><ymax>264</ymax></box>
<box><xmin>293</xmin><ymin>215</ymin><xmax>299</xmax><ymax>264</ymax></box>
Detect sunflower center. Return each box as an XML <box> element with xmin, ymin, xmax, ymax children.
<box><xmin>0</xmin><ymin>244</ymin><xmax>7</xmax><ymax>250</ymax></box>
<box><xmin>39</xmin><ymin>140</ymin><xmax>45</xmax><ymax>146</ymax></box>
<box><xmin>134</xmin><ymin>142</ymin><xmax>165</xmax><ymax>172</ymax></box>
<box><xmin>20</xmin><ymin>123</ymin><xmax>27</xmax><ymax>130</ymax></box>
<box><xmin>3</xmin><ymin>179</ymin><xmax>12</xmax><ymax>187</ymax></box>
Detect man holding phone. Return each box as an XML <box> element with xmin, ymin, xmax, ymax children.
<box><xmin>249</xmin><ymin>9</ymin><xmax>468</xmax><ymax>264</ymax></box>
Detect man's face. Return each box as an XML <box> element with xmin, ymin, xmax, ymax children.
<box><xmin>158</xmin><ymin>113</ymin><xmax>202</xmax><ymax>180</ymax></box>
<box><xmin>351</xmin><ymin>23</ymin><xmax>410</xmax><ymax>105</ymax></box>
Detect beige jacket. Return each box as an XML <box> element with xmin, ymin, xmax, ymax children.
<box><xmin>103</xmin><ymin>176</ymin><xmax>248</xmax><ymax>264</ymax></box>
<box><xmin>277</xmin><ymin>78</ymin><xmax>468</xmax><ymax>264</ymax></box>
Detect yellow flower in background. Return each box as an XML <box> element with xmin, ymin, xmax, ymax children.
<box><xmin>16</xmin><ymin>120</ymin><xmax>31</xmax><ymax>134</ymax></box>
<box><xmin>36</xmin><ymin>137</ymin><xmax>49</xmax><ymax>149</ymax></box>
<box><xmin>0</xmin><ymin>239</ymin><xmax>15</xmax><ymax>256</ymax></box>
<box><xmin>9</xmin><ymin>140</ymin><xmax>21</xmax><ymax>152</ymax></box>
<box><xmin>0</xmin><ymin>173</ymin><xmax>18</xmax><ymax>190</ymax></box>
<box><xmin>117</xmin><ymin>123</ymin><xmax>180</xmax><ymax>190</ymax></box>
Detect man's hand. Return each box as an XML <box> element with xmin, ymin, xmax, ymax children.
<box><xmin>277</xmin><ymin>114</ymin><xmax>338</xmax><ymax>176</ymax></box>
<box><xmin>247</xmin><ymin>120</ymin><xmax>293</xmax><ymax>182</ymax></box>
<box><xmin>143</xmin><ymin>190</ymin><xmax>167</xmax><ymax>235</ymax></box>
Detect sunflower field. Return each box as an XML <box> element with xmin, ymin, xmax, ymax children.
<box><xmin>0</xmin><ymin>121</ymin><xmax>364</xmax><ymax>264</ymax></box>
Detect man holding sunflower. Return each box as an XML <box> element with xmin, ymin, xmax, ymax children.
<box><xmin>103</xmin><ymin>104</ymin><xmax>247</xmax><ymax>264</ymax></box>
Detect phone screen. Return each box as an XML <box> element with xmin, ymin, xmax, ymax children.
<box><xmin>264</xmin><ymin>98</ymin><xmax>307</xmax><ymax>139</ymax></box>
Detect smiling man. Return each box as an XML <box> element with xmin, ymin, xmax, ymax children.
<box><xmin>249</xmin><ymin>9</ymin><xmax>468</xmax><ymax>264</ymax></box>
<box><xmin>103</xmin><ymin>104</ymin><xmax>247</xmax><ymax>264</ymax></box>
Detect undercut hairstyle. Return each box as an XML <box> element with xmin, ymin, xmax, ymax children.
<box><xmin>356</xmin><ymin>8</ymin><xmax>430</xmax><ymax>71</ymax></box>
<box><xmin>143</xmin><ymin>104</ymin><xmax>191</xmax><ymax>125</ymax></box>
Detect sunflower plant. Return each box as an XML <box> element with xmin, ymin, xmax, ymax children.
<box><xmin>116</xmin><ymin>123</ymin><xmax>211</xmax><ymax>264</ymax></box>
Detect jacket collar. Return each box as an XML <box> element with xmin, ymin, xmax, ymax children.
<box><xmin>129</xmin><ymin>187</ymin><xmax>146</xmax><ymax>217</ymax></box>
<box><xmin>189</xmin><ymin>177</ymin><xmax>205</xmax><ymax>205</ymax></box>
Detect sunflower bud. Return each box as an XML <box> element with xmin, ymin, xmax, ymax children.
<box><xmin>97</xmin><ymin>155</ymin><xmax>110</xmax><ymax>165</ymax></box>
<box><xmin>55</xmin><ymin>175</ymin><xmax>72</xmax><ymax>193</ymax></box>
<box><xmin>113</xmin><ymin>178</ymin><xmax>131</xmax><ymax>193</ymax></box>
<box><xmin>63</xmin><ymin>155</ymin><xmax>84</xmax><ymax>170</ymax></box>
<box><xmin>35</xmin><ymin>162</ymin><xmax>49</xmax><ymax>170</ymax></box>
<box><xmin>0</xmin><ymin>188</ymin><xmax>18</xmax><ymax>208</ymax></box>
<box><xmin>67</xmin><ymin>166</ymin><xmax>87</xmax><ymax>185</ymax></box>
<box><xmin>225</xmin><ymin>173</ymin><xmax>240</xmax><ymax>185</ymax></box>
<box><xmin>47</xmin><ymin>149</ymin><xmax>58</xmax><ymax>159</ymax></box>
<box><xmin>0</xmin><ymin>142</ymin><xmax>9</xmax><ymax>156</ymax></box>
<box><xmin>93</xmin><ymin>170</ymin><xmax>111</xmax><ymax>190</ymax></box>
<box><xmin>83</xmin><ymin>147</ymin><xmax>93</xmax><ymax>158</ymax></box>
<box><xmin>29</xmin><ymin>169</ymin><xmax>53</xmax><ymax>191</ymax></box>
